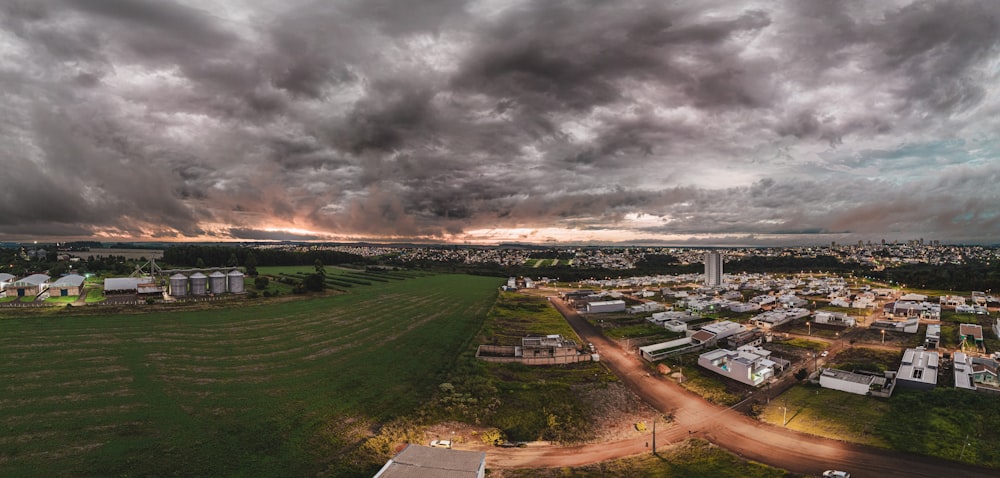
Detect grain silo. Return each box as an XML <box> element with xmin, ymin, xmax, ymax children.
<box><xmin>189</xmin><ymin>272</ymin><xmax>208</xmax><ymax>296</ymax></box>
<box><xmin>227</xmin><ymin>270</ymin><xmax>245</xmax><ymax>293</ymax></box>
<box><xmin>169</xmin><ymin>273</ymin><xmax>188</xmax><ymax>296</ymax></box>
<box><xmin>209</xmin><ymin>271</ymin><xmax>227</xmax><ymax>294</ymax></box>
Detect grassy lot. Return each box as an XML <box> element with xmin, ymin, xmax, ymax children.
<box><xmin>440</xmin><ymin>291</ymin><xmax>622</xmax><ymax>444</ymax></box>
<box><xmin>828</xmin><ymin>347</ymin><xmax>902</xmax><ymax>373</ymax></box>
<box><xmin>0</xmin><ymin>273</ymin><xmax>503</xmax><ymax>478</ymax></box>
<box><xmin>497</xmin><ymin>439</ymin><xmax>797</xmax><ymax>478</ymax></box>
<box><xmin>760</xmin><ymin>384</ymin><xmax>891</xmax><ymax>447</ymax></box>
<box><xmin>656</xmin><ymin>355</ymin><xmax>742</xmax><ymax>406</ymax></box>
<box><xmin>762</xmin><ymin>385</ymin><xmax>1000</xmax><ymax>468</ymax></box>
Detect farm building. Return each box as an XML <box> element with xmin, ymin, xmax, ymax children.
<box><xmin>104</xmin><ymin>277</ymin><xmax>154</xmax><ymax>295</ymax></box>
<box><xmin>7</xmin><ymin>274</ymin><xmax>50</xmax><ymax>298</ymax></box>
<box><xmin>374</xmin><ymin>444</ymin><xmax>485</xmax><ymax>478</ymax></box>
<box><xmin>49</xmin><ymin>274</ymin><xmax>85</xmax><ymax>297</ymax></box>
<box><xmin>0</xmin><ymin>273</ymin><xmax>15</xmax><ymax>291</ymax></box>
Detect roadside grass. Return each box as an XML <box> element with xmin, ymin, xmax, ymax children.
<box><xmin>497</xmin><ymin>439</ymin><xmax>796</xmax><ymax>478</ymax></box>
<box><xmin>479</xmin><ymin>292</ymin><xmax>578</xmax><ymax>344</ymax></box>
<box><xmin>763</xmin><ymin>385</ymin><xmax>1000</xmax><ymax>468</ymax></box>
<box><xmin>941</xmin><ymin>311</ymin><xmax>982</xmax><ymax>324</ymax></box>
<box><xmin>0</xmin><ymin>274</ymin><xmax>502</xmax><ymax>478</ymax></box>
<box><xmin>44</xmin><ymin>296</ymin><xmax>78</xmax><ymax>303</ymax></box>
<box><xmin>0</xmin><ymin>296</ymin><xmax>17</xmax><ymax>303</ymax></box>
<box><xmin>84</xmin><ymin>287</ymin><xmax>105</xmax><ymax>303</ymax></box>
<box><xmin>759</xmin><ymin>383</ymin><xmax>891</xmax><ymax>447</ymax></box>
<box><xmin>583</xmin><ymin>313</ymin><xmax>679</xmax><ymax>342</ymax></box>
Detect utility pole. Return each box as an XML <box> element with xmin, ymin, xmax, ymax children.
<box><xmin>651</xmin><ymin>416</ymin><xmax>656</xmax><ymax>454</ymax></box>
<box><xmin>960</xmin><ymin>433</ymin><xmax>970</xmax><ymax>461</ymax></box>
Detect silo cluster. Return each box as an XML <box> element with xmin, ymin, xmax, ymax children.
<box><xmin>167</xmin><ymin>270</ymin><xmax>246</xmax><ymax>297</ymax></box>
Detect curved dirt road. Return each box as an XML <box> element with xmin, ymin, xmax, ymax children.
<box><xmin>482</xmin><ymin>297</ymin><xmax>994</xmax><ymax>478</ymax></box>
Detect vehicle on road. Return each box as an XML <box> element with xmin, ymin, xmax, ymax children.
<box><xmin>822</xmin><ymin>470</ymin><xmax>850</xmax><ymax>478</ymax></box>
<box><xmin>820</xmin><ymin>350</ymin><xmax>829</xmax><ymax>357</ymax></box>
<box><xmin>429</xmin><ymin>439</ymin><xmax>452</xmax><ymax>449</ymax></box>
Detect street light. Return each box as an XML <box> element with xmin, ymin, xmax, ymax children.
<box><xmin>881</xmin><ymin>329</ymin><xmax>886</xmax><ymax>344</ymax></box>
<box><xmin>806</xmin><ymin>321</ymin><xmax>811</xmax><ymax>336</ymax></box>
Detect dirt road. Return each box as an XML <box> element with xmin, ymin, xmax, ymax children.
<box><xmin>482</xmin><ymin>297</ymin><xmax>994</xmax><ymax>478</ymax></box>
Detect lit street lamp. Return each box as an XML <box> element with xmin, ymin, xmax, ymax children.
<box><xmin>881</xmin><ymin>329</ymin><xmax>886</xmax><ymax>344</ymax></box>
<box><xmin>806</xmin><ymin>321</ymin><xmax>811</xmax><ymax>336</ymax></box>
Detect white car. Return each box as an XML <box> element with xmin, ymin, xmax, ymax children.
<box><xmin>820</xmin><ymin>350</ymin><xmax>829</xmax><ymax>357</ymax></box>
<box><xmin>822</xmin><ymin>471</ymin><xmax>850</xmax><ymax>478</ymax></box>
<box><xmin>429</xmin><ymin>439</ymin><xmax>452</xmax><ymax>449</ymax></box>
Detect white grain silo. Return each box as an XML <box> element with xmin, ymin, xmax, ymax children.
<box><xmin>227</xmin><ymin>270</ymin><xmax>245</xmax><ymax>293</ymax></box>
<box><xmin>209</xmin><ymin>271</ymin><xmax>227</xmax><ymax>294</ymax></box>
<box><xmin>169</xmin><ymin>273</ymin><xmax>188</xmax><ymax>296</ymax></box>
<box><xmin>189</xmin><ymin>272</ymin><xmax>208</xmax><ymax>296</ymax></box>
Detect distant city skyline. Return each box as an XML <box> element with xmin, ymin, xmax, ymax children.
<box><xmin>2</xmin><ymin>1</ymin><xmax>1000</xmax><ymax>245</ymax></box>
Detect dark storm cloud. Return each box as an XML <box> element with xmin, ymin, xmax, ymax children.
<box><xmin>1</xmin><ymin>0</ymin><xmax>999</xmax><ymax>243</ymax></box>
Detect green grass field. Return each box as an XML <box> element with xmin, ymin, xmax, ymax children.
<box><xmin>0</xmin><ymin>273</ymin><xmax>503</xmax><ymax>477</ymax></box>
<box><xmin>762</xmin><ymin>384</ymin><xmax>1000</xmax><ymax>467</ymax></box>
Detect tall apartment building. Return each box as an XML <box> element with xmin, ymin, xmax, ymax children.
<box><xmin>704</xmin><ymin>251</ymin><xmax>723</xmax><ymax>286</ymax></box>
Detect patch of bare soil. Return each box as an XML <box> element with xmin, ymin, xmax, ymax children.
<box><xmin>574</xmin><ymin>382</ymin><xmax>659</xmax><ymax>443</ymax></box>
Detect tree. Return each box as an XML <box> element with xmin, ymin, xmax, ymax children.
<box><xmin>314</xmin><ymin>258</ymin><xmax>326</xmax><ymax>276</ymax></box>
<box><xmin>245</xmin><ymin>252</ymin><xmax>258</xmax><ymax>276</ymax></box>
<box><xmin>254</xmin><ymin>276</ymin><xmax>269</xmax><ymax>290</ymax></box>
<box><xmin>227</xmin><ymin>253</ymin><xmax>239</xmax><ymax>267</ymax></box>
<box><xmin>303</xmin><ymin>273</ymin><xmax>325</xmax><ymax>292</ymax></box>
<box><xmin>195</xmin><ymin>257</ymin><xmax>206</xmax><ymax>269</ymax></box>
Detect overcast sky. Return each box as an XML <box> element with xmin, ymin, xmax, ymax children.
<box><xmin>2</xmin><ymin>0</ymin><xmax>999</xmax><ymax>245</ymax></box>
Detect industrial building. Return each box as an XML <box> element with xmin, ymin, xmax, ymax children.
<box><xmin>166</xmin><ymin>270</ymin><xmax>245</xmax><ymax>297</ymax></box>
<box><xmin>704</xmin><ymin>251</ymin><xmax>723</xmax><ymax>286</ymax></box>
<box><xmin>49</xmin><ymin>274</ymin><xmax>85</xmax><ymax>297</ymax></box>
<box><xmin>7</xmin><ymin>274</ymin><xmax>50</xmax><ymax>298</ymax></box>
<box><xmin>585</xmin><ymin>299</ymin><xmax>626</xmax><ymax>313</ymax></box>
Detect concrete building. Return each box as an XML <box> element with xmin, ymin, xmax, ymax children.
<box><xmin>953</xmin><ymin>352</ymin><xmax>976</xmax><ymax>391</ymax></box>
<box><xmin>373</xmin><ymin>444</ymin><xmax>486</xmax><ymax>478</ymax></box>
<box><xmin>7</xmin><ymin>274</ymin><xmax>50</xmax><ymax>298</ymax></box>
<box><xmin>639</xmin><ymin>337</ymin><xmax>698</xmax><ymax>362</ymax></box>
<box><xmin>585</xmin><ymin>299</ymin><xmax>626</xmax><ymax>313</ymax></box>
<box><xmin>925</xmin><ymin>324</ymin><xmax>941</xmax><ymax>349</ymax></box>
<box><xmin>49</xmin><ymin>274</ymin><xmax>85</xmax><ymax>297</ymax></box>
<box><xmin>818</xmin><ymin>368</ymin><xmax>894</xmax><ymax>397</ymax></box>
<box><xmin>895</xmin><ymin>347</ymin><xmax>939</xmax><ymax>390</ymax></box>
<box><xmin>697</xmin><ymin>345</ymin><xmax>779</xmax><ymax>387</ymax></box>
<box><xmin>704</xmin><ymin>251</ymin><xmax>723</xmax><ymax>287</ymax></box>
<box><xmin>959</xmin><ymin>324</ymin><xmax>984</xmax><ymax>350</ymax></box>
<box><xmin>477</xmin><ymin>335</ymin><xmax>593</xmax><ymax>365</ymax></box>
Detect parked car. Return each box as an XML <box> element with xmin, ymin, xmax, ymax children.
<box><xmin>429</xmin><ymin>439</ymin><xmax>452</xmax><ymax>449</ymax></box>
<box><xmin>822</xmin><ymin>470</ymin><xmax>850</xmax><ymax>478</ymax></box>
<box><xmin>820</xmin><ymin>350</ymin><xmax>829</xmax><ymax>357</ymax></box>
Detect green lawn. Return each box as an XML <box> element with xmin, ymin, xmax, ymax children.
<box><xmin>0</xmin><ymin>274</ymin><xmax>503</xmax><ymax>477</ymax></box>
<box><xmin>762</xmin><ymin>385</ymin><xmax>1000</xmax><ymax>467</ymax></box>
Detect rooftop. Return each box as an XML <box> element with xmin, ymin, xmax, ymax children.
<box><xmin>374</xmin><ymin>444</ymin><xmax>485</xmax><ymax>478</ymax></box>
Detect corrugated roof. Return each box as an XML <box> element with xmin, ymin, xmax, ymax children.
<box><xmin>52</xmin><ymin>274</ymin><xmax>85</xmax><ymax>287</ymax></box>
<box><xmin>0</xmin><ymin>273</ymin><xmax>15</xmax><ymax>282</ymax></box>
<box><xmin>104</xmin><ymin>277</ymin><xmax>151</xmax><ymax>291</ymax></box>
<box><xmin>14</xmin><ymin>274</ymin><xmax>49</xmax><ymax>286</ymax></box>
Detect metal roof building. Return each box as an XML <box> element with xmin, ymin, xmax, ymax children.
<box><xmin>104</xmin><ymin>277</ymin><xmax>152</xmax><ymax>293</ymax></box>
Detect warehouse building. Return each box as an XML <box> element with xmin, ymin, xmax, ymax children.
<box><xmin>49</xmin><ymin>274</ymin><xmax>85</xmax><ymax>297</ymax></box>
<box><xmin>7</xmin><ymin>274</ymin><xmax>50</xmax><ymax>298</ymax></box>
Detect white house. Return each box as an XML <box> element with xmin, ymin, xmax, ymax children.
<box><xmin>953</xmin><ymin>352</ymin><xmax>976</xmax><ymax>391</ymax></box>
<box><xmin>697</xmin><ymin>346</ymin><xmax>777</xmax><ymax>387</ymax></box>
<box><xmin>818</xmin><ymin>368</ymin><xmax>894</xmax><ymax>397</ymax></box>
<box><xmin>895</xmin><ymin>347</ymin><xmax>938</xmax><ymax>390</ymax></box>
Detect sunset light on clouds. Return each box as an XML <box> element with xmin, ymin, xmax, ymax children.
<box><xmin>2</xmin><ymin>0</ymin><xmax>999</xmax><ymax>244</ymax></box>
